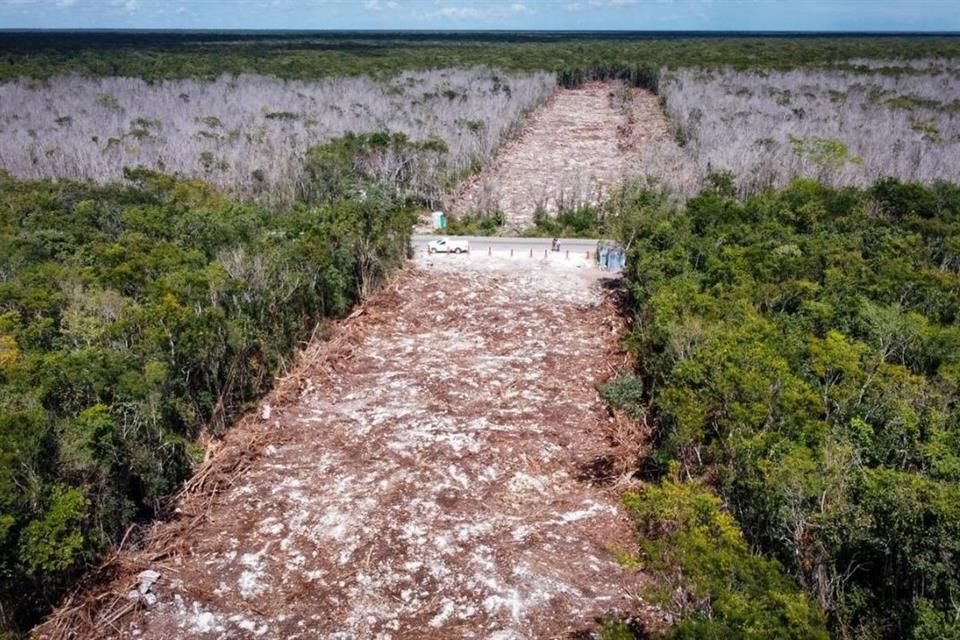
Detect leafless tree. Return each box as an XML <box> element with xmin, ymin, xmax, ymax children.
<box><xmin>659</xmin><ymin>65</ymin><xmax>960</xmax><ymax>195</ymax></box>
<box><xmin>0</xmin><ymin>69</ymin><xmax>555</xmax><ymax>204</ymax></box>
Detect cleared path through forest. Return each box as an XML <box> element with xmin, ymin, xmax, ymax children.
<box><xmin>449</xmin><ymin>82</ymin><xmax>686</xmax><ymax>230</ymax></box>
<box><xmin>85</xmin><ymin>253</ymin><xmax>650</xmax><ymax>639</ymax></box>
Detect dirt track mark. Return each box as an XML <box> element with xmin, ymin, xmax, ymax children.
<box><xmin>449</xmin><ymin>82</ymin><xmax>690</xmax><ymax>230</ymax></box>
<box><xmin>112</xmin><ymin>257</ymin><xmax>650</xmax><ymax>639</ymax></box>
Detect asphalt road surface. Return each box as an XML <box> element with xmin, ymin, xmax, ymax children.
<box><xmin>411</xmin><ymin>234</ymin><xmax>600</xmax><ymax>255</ymax></box>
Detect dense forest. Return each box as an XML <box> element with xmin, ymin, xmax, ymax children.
<box><xmin>2</xmin><ymin>32</ymin><xmax>960</xmax><ymax>81</ymax></box>
<box><xmin>0</xmin><ymin>143</ymin><xmax>413</xmax><ymax>634</ymax></box>
<box><xmin>606</xmin><ymin>177</ymin><xmax>960</xmax><ymax>638</ymax></box>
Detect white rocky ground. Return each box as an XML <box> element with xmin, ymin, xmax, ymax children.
<box><xmin>109</xmin><ymin>252</ymin><xmax>649</xmax><ymax>639</ymax></box>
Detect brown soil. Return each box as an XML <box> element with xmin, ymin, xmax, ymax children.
<box><xmin>42</xmin><ymin>256</ymin><xmax>660</xmax><ymax>639</ymax></box>
<box><xmin>448</xmin><ymin>82</ymin><xmax>685</xmax><ymax>230</ymax></box>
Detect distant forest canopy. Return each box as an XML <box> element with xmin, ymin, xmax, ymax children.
<box><xmin>1</xmin><ymin>31</ymin><xmax>960</xmax><ymax>81</ymax></box>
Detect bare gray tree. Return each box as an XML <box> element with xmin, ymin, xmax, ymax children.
<box><xmin>0</xmin><ymin>69</ymin><xmax>555</xmax><ymax>204</ymax></box>
<box><xmin>659</xmin><ymin>65</ymin><xmax>960</xmax><ymax>194</ymax></box>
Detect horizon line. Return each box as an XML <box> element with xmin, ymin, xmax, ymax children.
<box><xmin>1</xmin><ymin>28</ymin><xmax>959</xmax><ymax>35</ymax></box>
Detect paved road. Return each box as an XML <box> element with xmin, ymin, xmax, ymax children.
<box><xmin>411</xmin><ymin>234</ymin><xmax>600</xmax><ymax>254</ymax></box>
<box><xmin>410</xmin><ymin>235</ymin><xmax>626</xmax><ymax>271</ymax></box>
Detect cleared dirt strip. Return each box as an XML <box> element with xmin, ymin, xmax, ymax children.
<box><xmin>448</xmin><ymin>82</ymin><xmax>690</xmax><ymax>230</ymax></box>
<box><xmin>70</xmin><ymin>254</ymin><xmax>657</xmax><ymax>639</ymax></box>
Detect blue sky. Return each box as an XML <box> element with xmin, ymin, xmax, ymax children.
<box><xmin>1</xmin><ymin>0</ymin><xmax>958</xmax><ymax>31</ymax></box>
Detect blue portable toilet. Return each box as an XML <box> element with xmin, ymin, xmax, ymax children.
<box><xmin>597</xmin><ymin>240</ymin><xmax>625</xmax><ymax>271</ymax></box>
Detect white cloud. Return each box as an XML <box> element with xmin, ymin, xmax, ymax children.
<box><xmin>434</xmin><ymin>6</ymin><xmax>476</xmax><ymax>18</ymax></box>
<box><xmin>56</xmin><ymin>0</ymin><xmax>77</xmax><ymax>6</ymax></box>
<box><xmin>363</xmin><ymin>0</ymin><xmax>398</xmax><ymax>10</ymax></box>
<box><xmin>561</xmin><ymin>0</ymin><xmax>680</xmax><ymax>16</ymax></box>
<box><xmin>425</xmin><ymin>2</ymin><xmax>532</xmax><ymax>20</ymax></box>
<box><xmin>565</xmin><ymin>0</ymin><xmax>655</xmax><ymax>9</ymax></box>
<box><xmin>108</xmin><ymin>0</ymin><xmax>138</xmax><ymax>12</ymax></box>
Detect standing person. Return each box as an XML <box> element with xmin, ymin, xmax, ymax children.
<box><xmin>611</xmin><ymin>246</ymin><xmax>624</xmax><ymax>270</ymax></box>
<box><xmin>552</xmin><ymin>237</ymin><xmax>560</xmax><ymax>252</ymax></box>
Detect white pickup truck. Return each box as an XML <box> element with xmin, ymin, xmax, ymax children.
<box><xmin>427</xmin><ymin>238</ymin><xmax>470</xmax><ymax>255</ymax></box>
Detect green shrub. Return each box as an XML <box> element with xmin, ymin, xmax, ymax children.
<box><xmin>94</xmin><ymin>93</ymin><xmax>121</xmax><ymax>111</ymax></box>
<box><xmin>445</xmin><ymin>210</ymin><xmax>504</xmax><ymax>236</ymax></box>
<box><xmin>599</xmin><ymin>374</ymin><xmax>646</xmax><ymax>420</ymax></box>
<box><xmin>624</xmin><ymin>480</ymin><xmax>829</xmax><ymax>639</ymax></box>
<box><xmin>264</xmin><ymin>110</ymin><xmax>298</xmax><ymax>121</ymax></box>
<box><xmin>598</xmin><ymin>615</ymin><xmax>641</xmax><ymax>640</ymax></box>
<box><xmin>301</xmin><ymin>131</ymin><xmax>448</xmax><ymax>207</ymax></box>
<box><xmin>532</xmin><ymin>205</ymin><xmax>605</xmax><ymax>238</ymax></box>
